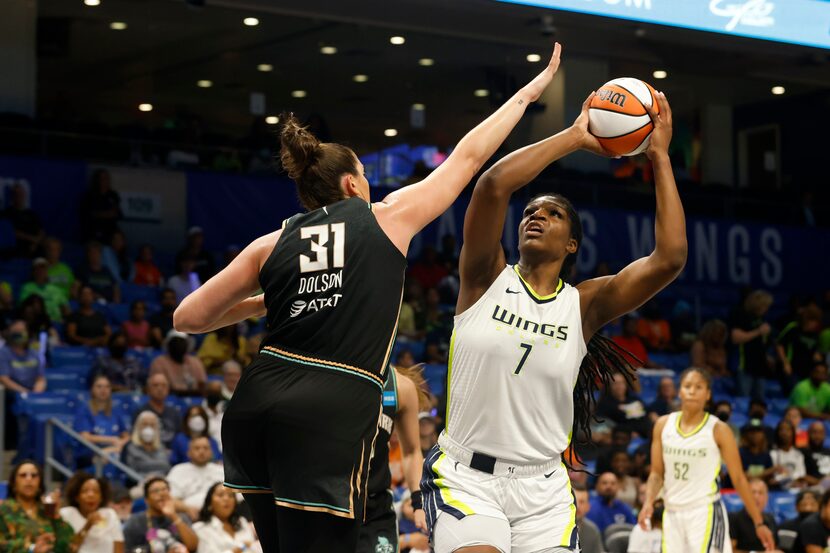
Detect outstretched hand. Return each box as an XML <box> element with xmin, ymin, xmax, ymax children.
<box><xmin>755</xmin><ymin>523</ymin><xmax>776</xmax><ymax>551</ymax></box>
<box><xmin>644</xmin><ymin>91</ymin><xmax>673</xmax><ymax>160</ymax></box>
<box><xmin>414</xmin><ymin>508</ymin><xmax>427</xmax><ymax>532</ymax></box>
<box><xmin>571</xmin><ymin>92</ymin><xmax>619</xmax><ymax>158</ymax></box>
<box><xmin>637</xmin><ymin>502</ymin><xmax>653</xmax><ymax>530</ymax></box>
<box><xmin>522</xmin><ymin>42</ymin><xmax>562</xmax><ymax>103</ymax></box>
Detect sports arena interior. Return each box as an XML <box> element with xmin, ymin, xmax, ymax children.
<box><xmin>0</xmin><ymin>0</ymin><xmax>829</xmax><ymax>551</ymax></box>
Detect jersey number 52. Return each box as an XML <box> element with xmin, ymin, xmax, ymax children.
<box><xmin>299</xmin><ymin>223</ymin><xmax>345</xmax><ymax>274</ymax></box>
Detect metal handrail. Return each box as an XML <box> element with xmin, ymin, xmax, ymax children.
<box><xmin>44</xmin><ymin>417</ymin><xmax>144</xmax><ymax>489</ymax></box>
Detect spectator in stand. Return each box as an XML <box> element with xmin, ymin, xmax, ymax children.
<box><xmin>748</xmin><ymin>399</ymin><xmax>777</xmax><ymax>445</ymax></box>
<box><xmin>122</xmin><ymin>476</ymin><xmax>198</xmax><ymax>553</ymax></box>
<box><xmin>193</xmin><ymin>484</ymin><xmax>260</xmax><ymax>553</ymax></box>
<box><xmin>595</xmin><ymin>427</ymin><xmax>633</xmax><ymax>474</ymax></box>
<box><xmin>168</xmin><ymin>436</ymin><xmax>224</xmax><ymax>520</ymax></box>
<box><xmin>19</xmin><ymin>257</ymin><xmax>69</xmax><ymax>323</ymax></box>
<box><xmin>78</xmin><ymin>242</ymin><xmax>120</xmax><ymax>304</ymax></box>
<box><xmin>204</xmin><ymin>380</ymin><xmax>225</xmax><ymax>449</ymax></box>
<box><xmin>170</xmin><ymin>406</ymin><xmax>222</xmax><ymax>466</ymax></box>
<box><xmin>66</xmin><ymin>286</ymin><xmax>111</xmax><ymax>347</ymax></box>
<box><xmin>91</xmin><ymin>332</ymin><xmax>145</xmax><ymax>392</ymax></box>
<box><xmin>0</xmin><ymin>320</ymin><xmax>46</xmax><ymax>393</ymax></box>
<box><xmin>150</xmin><ymin>288</ymin><xmax>178</xmax><ymax>346</ymax></box>
<box><xmin>133</xmin><ymin>244</ymin><xmax>164</xmax><ymax>287</ymax></box>
<box><xmin>408</xmin><ymin>245</ymin><xmax>447</xmax><ymax>290</ymax></box>
<box><xmin>121</xmin><ymin>300</ymin><xmax>151</xmax><ymax>348</ymax></box>
<box><xmin>398</xmin><ymin>496</ymin><xmax>430</xmax><ymax>553</ymax></box>
<box><xmin>586</xmin><ymin>472</ymin><xmax>636</xmax><ymax>533</ymax></box>
<box><xmin>739</xmin><ymin>419</ymin><xmax>775</xmax><ymax>485</ymax></box>
<box><xmin>597</xmin><ymin>373</ymin><xmax>652</xmax><ymax>438</ymax></box>
<box><xmin>175</xmin><ymin>227</ymin><xmax>215</xmax><ymax>284</ymax></box>
<box><xmin>168</xmin><ymin>256</ymin><xmax>201</xmax><ymax>305</ymax></box>
<box><xmin>73</xmin><ymin>374</ymin><xmax>130</xmax><ymax>468</ymax></box>
<box><xmin>18</xmin><ymin>294</ymin><xmax>60</xmax><ymax>348</ymax></box>
<box><xmin>610</xmin><ymin>450</ymin><xmax>641</xmax><ymax>508</ymax></box>
<box><xmin>0</xmin><ymin>460</ymin><xmax>74</xmax><ymax>552</ymax></box>
<box><xmin>637</xmin><ymin>300</ymin><xmax>672</xmax><ymax>351</ymax></box>
<box><xmin>729</xmin><ymin>478</ymin><xmax>780</xmax><ymax>553</ymax></box>
<box><xmin>714</xmin><ymin>400</ymin><xmax>740</xmax><ymax>438</ymax></box>
<box><xmin>423</xmin><ymin>287</ymin><xmax>452</xmax><ymax>364</ymax></box>
<box><xmin>80</xmin><ymin>169</ymin><xmax>122</xmax><ymax>242</ymax></box>
<box><xmin>150</xmin><ymin>330</ymin><xmax>207</xmax><ymax>396</ymax></box>
<box><xmin>395</xmin><ymin>350</ymin><xmax>416</xmax><ymax>369</ymax></box>
<box><xmin>196</xmin><ymin>324</ymin><xmax>248</xmax><ymax>374</ymax></box>
<box><xmin>573</xmin><ymin>482</ymin><xmax>602</xmax><ymax>553</ymax></box>
<box><xmin>612</xmin><ymin>315</ymin><xmax>658</xmax><ymax>368</ymax></box>
<box><xmin>647</xmin><ymin>376</ymin><xmax>680</xmax><ymax>420</ymax></box>
<box><xmin>122</xmin><ymin>411</ymin><xmax>171</xmax><ymax>480</ymax></box>
<box><xmin>802</xmin><ymin>421</ymin><xmax>830</xmax><ymax>485</ymax></box>
<box><xmin>43</xmin><ymin>237</ymin><xmax>77</xmax><ymax>300</ymax></box>
<box><xmin>220</xmin><ymin>360</ymin><xmax>240</xmax><ymax>401</ymax></box>
<box><xmin>779</xmin><ymin>490</ymin><xmax>819</xmax><ymax>542</ymax></box>
<box><xmin>771</xmin><ymin>420</ymin><xmax>808</xmax><ymax>490</ymax></box>
<box><xmin>798</xmin><ymin>490</ymin><xmax>830</xmax><ymax>553</ymax></box>
<box><xmin>690</xmin><ymin>319</ymin><xmax>729</xmax><ymax>377</ymax></box>
<box><xmin>59</xmin><ymin>471</ymin><xmax>124</xmax><ymax>553</ymax></box>
<box><xmin>670</xmin><ymin>300</ymin><xmax>697</xmax><ymax>352</ymax></box>
<box><xmin>627</xmin><ymin>501</ymin><xmax>664</xmax><ymax>553</ymax></box>
<box><xmin>784</xmin><ymin>406</ymin><xmax>809</xmax><ymax>448</ymax></box>
<box><xmin>3</xmin><ymin>183</ymin><xmax>44</xmax><ymax>257</ymax></box>
<box><xmin>0</xmin><ymin>281</ymin><xmax>13</xmax><ymax>332</ymax></box>
<box><xmin>731</xmin><ymin>289</ymin><xmax>774</xmax><ymax>400</ymax></box>
<box><xmin>134</xmin><ymin>372</ymin><xmax>182</xmax><ymax>448</ymax></box>
<box><xmin>778</xmin><ymin>305</ymin><xmax>823</xmax><ymax>385</ymax></box>
<box><xmin>790</xmin><ymin>361</ymin><xmax>830</xmax><ymax>420</ymax></box>
<box><xmin>419</xmin><ymin>413</ymin><xmax>438</xmax><ymax>457</ymax></box>
<box><xmin>101</xmin><ymin>230</ymin><xmax>131</xmax><ymax>283</ymax></box>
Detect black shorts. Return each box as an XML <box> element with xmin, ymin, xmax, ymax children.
<box><xmin>222</xmin><ymin>352</ymin><xmax>382</xmax><ymax>521</ymax></box>
<box><xmin>356</xmin><ymin>492</ymin><xmax>398</xmax><ymax>553</ymax></box>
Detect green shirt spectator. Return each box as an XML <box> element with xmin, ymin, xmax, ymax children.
<box><xmin>19</xmin><ymin>258</ymin><xmax>69</xmax><ymax>323</ymax></box>
<box><xmin>44</xmin><ymin>237</ymin><xmax>76</xmax><ymax>299</ymax></box>
<box><xmin>791</xmin><ymin>362</ymin><xmax>830</xmax><ymax>420</ymax></box>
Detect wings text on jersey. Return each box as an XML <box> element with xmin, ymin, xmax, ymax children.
<box><xmin>491</xmin><ymin>304</ymin><xmax>570</xmax><ymax>341</ymax></box>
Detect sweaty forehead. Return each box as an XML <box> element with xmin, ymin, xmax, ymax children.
<box><xmin>525</xmin><ymin>196</ymin><xmax>567</xmax><ymax>213</ymax></box>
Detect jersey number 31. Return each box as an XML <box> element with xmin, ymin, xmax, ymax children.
<box><xmin>300</xmin><ymin>223</ymin><xmax>345</xmax><ymax>274</ymax></box>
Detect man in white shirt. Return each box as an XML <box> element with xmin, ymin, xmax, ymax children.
<box><xmin>168</xmin><ymin>436</ymin><xmax>224</xmax><ymax>520</ymax></box>
<box><xmin>204</xmin><ymin>380</ymin><xmax>225</xmax><ymax>450</ymax></box>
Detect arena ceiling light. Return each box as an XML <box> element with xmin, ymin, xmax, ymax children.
<box><xmin>474</xmin><ymin>89</ymin><xmax>489</xmax><ymax>97</ymax></box>
<box><xmin>84</xmin><ymin>0</ymin><xmax>100</xmax><ymax>6</ymax></box>
<box><xmin>412</xmin><ymin>103</ymin><xmax>425</xmax><ymax>110</ymax></box>
<box><xmin>384</xmin><ymin>129</ymin><xmax>398</xmax><ymax>137</ymax></box>
<box><xmin>771</xmin><ymin>86</ymin><xmax>786</xmax><ymax>95</ymax></box>
<box><xmin>653</xmin><ymin>70</ymin><xmax>668</xmax><ymax>79</ymax></box>
<box><xmin>257</xmin><ymin>64</ymin><xmax>273</xmax><ymax>72</ymax></box>
<box><xmin>418</xmin><ymin>58</ymin><xmax>434</xmax><ymax>67</ymax></box>
<box><xmin>265</xmin><ymin>116</ymin><xmax>280</xmax><ymax>125</ymax></box>
<box><xmin>320</xmin><ymin>46</ymin><xmax>338</xmax><ymax>55</ymax></box>
<box><xmin>196</xmin><ymin>80</ymin><xmax>213</xmax><ymax>88</ymax></box>
<box><xmin>110</xmin><ymin>22</ymin><xmax>127</xmax><ymax>30</ymax></box>
<box><xmin>390</xmin><ymin>36</ymin><xmax>406</xmax><ymax>45</ymax></box>
<box><xmin>526</xmin><ymin>54</ymin><xmax>542</xmax><ymax>63</ymax></box>
<box><xmin>138</xmin><ymin>103</ymin><xmax>153</xmax><ymax>112</ymax></box>
<box><xmin>243</xmin><ymin>17</ymin><xmax>259</xmax><ymax>27</ymax></box>
<box><xmin>291</xmin><ymin>90</ymin><xmax>307</xmax><ymax>98</ymax></box>
<box><xmin>352</xmin><ymin>74</ymin><xmax>369</xmax><ymax>83</ymax></box>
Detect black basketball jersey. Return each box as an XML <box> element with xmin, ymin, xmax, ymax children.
<box><xmin>367</xmin><ymin>367</ymin><xmax>399</xmax><ymax>496</ymax></box>
<box><xmin>258</xmin><ymin>197</ymin><xmax>406</xmax><ymax>388</ymax></box>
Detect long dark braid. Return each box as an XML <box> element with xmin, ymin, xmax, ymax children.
<box><xmin>530</xmin><ymin>193</ymin><xmax>640</xmax><ymax>470</ymax></box>
<box><xmin>567</xmin><ymin>335</ymin><xmax>639</xmax><ymax>471</ymax></box>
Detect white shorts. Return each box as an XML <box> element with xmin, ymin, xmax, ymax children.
<box><xmin>662</xmin><ymin>501</ymin><xmax>732</xmax><ymax>553</ymax></box>
<box><xmin>421</xmin><ymin>444</ymin><xmax>578</xmax><ymax>553</ymax></box>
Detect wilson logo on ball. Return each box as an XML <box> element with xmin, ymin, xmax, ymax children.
<box><xmin>596</xmin><ymin>88</ymin><xmax>627</xmax><ymax>107</ymax></box>
<box><xmin>588</xmin><ymin>77</ymin><xmax>660</xmax><ymax>157</ymax></box>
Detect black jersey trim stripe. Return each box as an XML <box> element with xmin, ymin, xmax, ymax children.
<box><xmin>379</xmin><ymin>288</ymin><xmax>404</xmax><ymax>376</ymax></box>
<box><xmin>512</xmin><ymin>265</ymin><xmax>564</xmax><ymax>304</ymax></box>
<box><xmin>274</xmin><ymin>497</ymin><xmax>353</xmax><ymax>518</ymax></box>
<box><xmin>223</xmin><ymin>483</ymin><xmax>272</xmax><ymax>494</ymax></box>
<box><xmin>261</xmin><ymin>346</ymin><xmax>384</xmax><ymax>389</ymax></box>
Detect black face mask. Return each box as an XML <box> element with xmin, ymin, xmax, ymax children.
<box><xmin>110</xmin><ymin>345</ymin><xmax>127</xmax><ymax>358</ymax></box>
<box><xmin>168</xmin><ymin>339</ymin><xmax>188</xmax><ymax>362</ymax></box>
<box><xmin>206</xmin><ymin>393</ymin><xmax>223</xmax><ymax>408</ymax></box>
<box><xmin>716</xmin><ymin>410</ymin><xmax>731</xmax><ymax>422</ymax></box>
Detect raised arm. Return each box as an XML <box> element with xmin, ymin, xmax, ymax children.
<box><xmin>715</xmin><ymin>421</ymin><xmax>775</xmax><ymax>551</ymax></box>
<box><xmin>578</xmin><ymin>92</ymin><xmax>688</xmax><ymax>339</ymax></box>
<box><xmin>457</xmin><ymin>93</ymin><xmax>613</xmax><ymax>312</ymax></box>
<box><xmin>373</xmin><ymin>43</ymin><xmax>562</xmax><ymax>255</ymax></box>
<box><xmin>173</xmin><ymin>231</ymin><xmax>277</xmax><ymax>334</ymax></box>
<box><xmin>638</xmin><ymin>415</ymin><xmax>667</xmax><ymax>529</ymax></box>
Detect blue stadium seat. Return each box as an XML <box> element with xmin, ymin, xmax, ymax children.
<box><xmin>721</xmin><ymin>493</ymin><xmax>744</xmax><ymax>513</ymax></box>
<box><xmin>771</xmin><ymin>493</ymin><xmax>798</xmax><ymax>524</ymax></box>
<box><xmin>106</xmin><ymin>303</ymin><xmax>131</xmax><ymax>326</ymax></box>
<box><xmin>770</xmin><ymin>398</ymin><xmax>790</xmax><ymax>416</ymax></box>
<box><xmin>113</xmin><ymin>392</ymin><xmax>147</xmax><ymax>416</ymax></box>
<box><xmin>47</xmin><ymin>372</ymin><xmax>87</xmax><ymax>391</ymax></box>
<box><xmin>0</xmin><ymin>220</ymin><xmax>16</xmax><ymax>249</ymax></box>
<box><xmin>423</xmin><ymin>364</ymin><xmax>447</xmax><ymax>396</ymax></box>
<box><xmin>648</xmin><ymin>352</ymin><xmax>688</xmax><ymax>371</ymax></box>
<box><xmin>392</xmin><ymin>339</ymin><xmax>426</xmax><ymax>364</ymax></box>
<box><xmin>0</xmin><ymin>481</ymin><xmax>7</xmax><ymax>500</ymax></box>
<box><xmin>51</xmin><ymin>346</ymin><xmax>94</xmax><ymax>367</ymax></box>
<box><xmin>733</xmin><ymin>397</ymin><xmax>750</xmax><ymax>415</ymax></box>
<box><xmin>121</xmin><ymin>283</ymin><xmax>161</xmax><ymax>304</ymax></box>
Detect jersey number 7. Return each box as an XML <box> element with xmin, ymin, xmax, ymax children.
<box><xmin>299</xmin><ymin>223</ymin><xmax>345</xmax><ymax>274</ymax></box>
<box><xmin>514</xmin><ymin>343</ymin><xmax>533</xmax><ymax>375</ymax></box>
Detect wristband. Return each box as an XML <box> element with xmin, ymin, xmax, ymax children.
<box><xmin>410</xmin><ymin>491</ymin><xmax>423</xmax><ymax>510</ymax></box>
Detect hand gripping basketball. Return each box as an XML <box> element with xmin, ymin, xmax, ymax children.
<box><xmin>644</xmin><ymin>91</ymin><xmax>673</xmax><ymax>160</ymax></box>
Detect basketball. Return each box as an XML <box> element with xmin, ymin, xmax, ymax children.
<box><xmin>588</xmin><ymin>77</ymin><xmax>660</xmax><ymax>157</ymax></box>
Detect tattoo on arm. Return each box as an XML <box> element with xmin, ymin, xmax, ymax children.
<box><xmin>518</xmin><ymin>99</ymin><xmax>524</xmax><ymax>105</ymax></box>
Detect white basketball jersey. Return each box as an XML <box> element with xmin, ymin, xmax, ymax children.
<box><xmin>445</xmin><ymin>265</ymin><xmax>587</xmax><ymax>464</ymax></box>
<box><xmin>661</xmin><ymin>411</ymin><xmax>722</xmax><ymax>511</ymax></box>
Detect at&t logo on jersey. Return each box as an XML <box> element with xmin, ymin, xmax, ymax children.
<box><xmin>288</xmin><ymin>295</ymin><xmax>344</xmax><ymax>318</ymax></box>
<box><xmin>289</xmin><ymin>300</ymin><xmax>307</xmax><ymax>318</ymax></box>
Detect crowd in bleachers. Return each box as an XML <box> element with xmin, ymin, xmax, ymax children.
<box><xmin>1</xmin><ymin>169</ymin><xmax>830</xmax><ymax>551</ymax></box>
